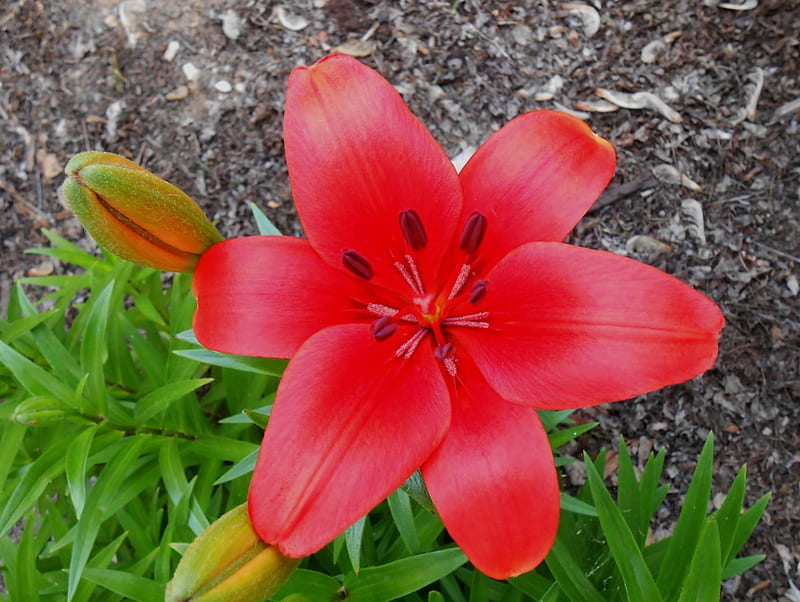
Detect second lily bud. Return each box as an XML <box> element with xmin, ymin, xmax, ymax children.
<box><xmin>60</xmin><ymin>151</ymin><xmax>224</xmax><ymax>272</ymax></box>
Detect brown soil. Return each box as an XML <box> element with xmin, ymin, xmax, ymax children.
<box><xmin>1</xmin><ymin>1</ymin><xmax>799</xmax><ymax>599</ymax></box>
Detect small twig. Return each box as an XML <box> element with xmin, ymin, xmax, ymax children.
<box><xmin>747</xmin><ymin>238</ymin><xmax>800</xmax><ymax>265</ymax></box>
<box><xmin>589</xmin><ymin>175</ymin><xmax>658</xmax><ymax>212</ymax></box>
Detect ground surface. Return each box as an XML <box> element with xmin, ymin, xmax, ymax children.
<box><xmin>1</xmin><ymin>0</ymin><xmax>799</xmax><ymax>599</ymax></box>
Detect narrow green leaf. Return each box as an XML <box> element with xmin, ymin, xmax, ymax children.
<box><xmin>721</xmin><ymin>554</ymin><xmax>766</xmax><ymax>580</ymax></box>
<box><xmin>65</xmin><ymin>426</ymin><xmax>97</xmax><ymax>518</ymax></box>
<box><xmin>0</xmin><ymin>422</ymin><xmax>26</xmax><ymax>495</ymax></box>
<box><xmin>584</xmin><ymin>452</ymin><xmax>663</xmax><ymax>602</ymax></box>
<box><xmin>172</xmin><ymin>347</ymin><xmax>288</xmax><ymax>376</ymax></box>
<box><xmin>545</xmin><ymin>537</ymin><xmax>606</xmax><ymax>602</ymax></box>
<box><xmin>0</xmin><ymin>309</ymin><xmax>60</xmax><ymax>343</ymax></box>
<box><xmin>560</xmin><ymin>492</ymin><xmax>597</xmax><ymax>517</ymax></box>
<box><xmin>428</xmin><ymin>592</ymin><xmax>446</xmax><ymax>602</ymax></box>
<box><xmin>0</xmin><ymin>339</ymin><xmax>75</xmax><ymax>404</ymax></box>
<box><xmin>346</xmin><ymin>516</ymin><xmax>366</xmax><ymax>575</ymax></box>
<box><xmin>468</xmin><ymin>571</ymin><xmax>497</xmax><ymax>602</ymax></box>
<box><xmin>68</xmin><ymin>436</ymin><xmax>149</xmax><ymax>601</ymax></box>
<box><xmin>344</xmin><ymin>548</ymin><xmax>468</xmax><ymax>602</ymax></box>
<box><xmin>388</xmin><ymin>488</ymin><xmax>421</xmax><ymax>554</ymax></box>
<box><xmin>728</xmin><ymin>492</ymin><xmax>771</xmax><ymax>561</ymax></box>
<box><xmin>134</xmin><ymin>378</ymin><xmax>212</xmax><ymax>424</ymax></box>
<box><xmin>277</xmin><ymin>569</ymin><xmax>342</xmax><ymax>600</ymax></box>
<box><xmin>213</xmin><ymin>448</ymin><xmax>258</xmax><ymax>485</ymax></box>
<box><xmin>510</xmin><ymin>571</ymin><xmax>557</xmax><ymax>599</ymax></box>
<box><xmin>79</xmin><ymin>282</ymin><xmax>115</xmax><ymax>414</ymax></box>
<box><xmin>82</xmin><ymin>568</ymin><xmax>165</xmax><ymax>601</ymax></box>
<box><xmin>0</xmin><ymin>436</ymin><xmax>70</xmax><ymax>536</ymax></box>
<box><xmin>677</xmin><ymin>517</ymin><xmax>721</xmax><ymax>602</ymax></box>
<box><xmin>713</xmin><ymin>465</ymin><xmax>747</xmax><ymax>566</ymax></box>
<box><xmin>655</xmin><ymin>434</ymin><xmax>714</xmax><ymax>601</ymax></box>
<box><xmin>191</xmin><ymin>435</ymin><xmax>259</xmax><ymax>462</ymax></box>
<box><xmin>548</xmin><ymin>422</ymin><xmax>598</xmax><ymax>449</ymax></box>
<box><xmin>15</xmin><ymin>515</ymin><xmax>42</xmax><ymax>602</ymax></box>
<box><xmin>249</xmin><ymin>201</ymin><xmax>283</xmax><ymax>235</ymax></box>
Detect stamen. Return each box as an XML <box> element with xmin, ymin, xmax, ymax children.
<box><xmin>396</xmin><ymin>328</ymin><xmax>427</xmax><ymax>359</ymax></box>
<box><xmin>405</xmin><ymin>254</ymin><xmax>424</xmax><ymax>293</ymax></box>
<box><xmin>399</xmin><ymin>209</ymin><xmax>428</xmax><ymax>250</ymax></box>
<box><xmin>342</xmin><ymin>249</ymin><xmax>373</xmax><ymax>280</ymax></box>
<box><xmin>394</xmin><ymin>258</ymin><xmax>423</xmax><ymax>295</ymax></box>
<box><xmin>459</xmin><ymin>211</ymin><xmax>487</xmax><ymax>254</ymax></box>
<box><xmin>366</xmin><ymin>303</ymin><xmax>399</xmax><ymax>318</ymax></box>
<box><xmin>468</xmin><ymin>279</ymin><xmax>488</xmax><ymax>304</ymax></box>
<box><xmin>448</xmin><ymin>263</ymin><xmax>473</xmax><ymax>300</ymax></box>
<box><xmin>443</xmin><ymin>312</ymin><xmax>490</xmax><ymax>329</ymax></box>
<box><xmin>371</xmin><ymin>316</ymin><xmax>398</xmax><ymax>341</ymax></box>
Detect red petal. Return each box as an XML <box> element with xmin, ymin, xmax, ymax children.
<box><xmin>458</xmin><ymin>111</ymin><xmax>615</xmax><ymax>270</ymax></box>
<box><xmin>193</xmin><ymin>236</ymin><xmax>370</xmax><ymax>358</ymax></box>
<box><xmin>422</xmin><ymin>357</ymin><xmax>559</xmax><ymax>579</ymax></box>
<box><xmin>248</xmin><ymin>324</ymin><xmax>450</xmax><ymax>556</ymax></box>
<box><xmin>284</xmin><ymin>54</ymin><xmax>462</xmax><ymax>293</ymax></box>
<box><xmin>455</xmin><ymin>242</ymin><xmax>724</xmax><ymax>409</ymax></box>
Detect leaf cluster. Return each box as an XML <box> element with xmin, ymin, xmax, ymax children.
<box><xmin>0</xmin><ymin>218</ymin><xmax>767</xmax><ymax>601</ymax></box>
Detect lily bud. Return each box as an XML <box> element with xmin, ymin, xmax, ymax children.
<box><xmin>60</xmin><ymin>151</ymin><xmax>223</xmax><ymax>272</ymax></box>
<box><xmin>10</xmin><ymin>396</ymin><xmax>75</xmax><ymax>425</ymax></box>
<box><xmin>166</xmin><ymin>503</ymin><xmax>301</xmax><ymax>602</ymax></box>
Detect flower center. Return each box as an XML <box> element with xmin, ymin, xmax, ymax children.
<box><xmin>344</xmin><ymin>209</ymin><xmax>491</xmax><ymax>377</ymax></box>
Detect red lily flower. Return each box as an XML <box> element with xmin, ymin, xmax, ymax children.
<box><xmin>192</xmin><ymin>54</ymin><xmax>723</xmax><ymax>579</ymax></box>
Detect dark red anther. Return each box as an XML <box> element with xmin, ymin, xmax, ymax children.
<box><xmin>371</xmin><ymin>316</ymin><xmax>398</xmax><ymax>341</ymax></box>
<box><xmin>399</xmin><ymin>209</ymin><xmax>428</xmax><ymax>250</ymax></box>
<box><xmin>342</xmin><ymin>249</ymin><xmax>373</xmax><ymax>280</ymax></box>
<box><xmin>468</xmin><ymin>279</ymin><xmax>488</xmax><ymax>304</ymax></box>
<box><xmin>459</xmin><ymin>211</ymin><xmax>487</xmax><ymax>254</ymax></box>
<box><xmin>434</xmin><ymin>342</ymin><xmax>455</xmax><ymax>362</ymax></box>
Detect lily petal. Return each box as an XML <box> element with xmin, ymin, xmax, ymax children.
<box><xmin>455</xmin><ymin>242</ymin><xmax>724</xmax><ymax>409</ymax></box>
<box><xmin>422</xmin><ymin>357</ymin><xmax>559</xmax><ymax>579</ymax></box>
<box><xmin>193</xmin><ymin>237</ymin><xmax>372</xmax><ymax>358</ymax></box>
<box><xmin>284</xmin><ymin>54</ymin><xmax>462</xmax><ymax>292</ymax></box>
<box><xmin>248</xmin><ymin>324</ymin><xmax>450</xmax><ymax>557</ymax></box>
<box><xmin>458</xmin><ymin>111</ymin><xmax>615</xmax><ymax>270</ymax></box>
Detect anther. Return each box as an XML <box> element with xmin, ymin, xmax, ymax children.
<box><xmin>342</xmin><ymin>249</ymin><xmax>373</xmax><ymax>280</ymax></box>
<box><xmin>459</xmin><ymin>211</ymin><xmax>487</xmax><ymax>254</ymax></box>
<box><xmin>434</xmin><ymin>342</ymin><xmax>455</xmax><ymax>362</ymax></box>
<box><xmin>371</xmin><ymin>316</ymin><xmax>398</xmax><ymax>342</ymax></box>
<box><xmin>468</xmin><ymin>279</ymin><xmax>488</xmax><ymax>304</ymax></box>
<box><xmin>399</xmin><ymin>209</ymin><xmax>428</xmax><ymax>250</ymax></box>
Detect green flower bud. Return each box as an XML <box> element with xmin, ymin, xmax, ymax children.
<box><xmin>60</xmin><ymin>151</ymin><xmax>224</xmax><ymax>272</ymax></box>
<box><xmin>166</xmin><ymin>503</ymin><xmax>301</xmax><ymax>602</ymax></box>
<box><xmin>10</xmin><ymin>396</ymin><xmax>75</xmax><ymax>425</ymax></box>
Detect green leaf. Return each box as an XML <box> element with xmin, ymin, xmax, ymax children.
<box><xmin>616</xmin><ymin>437</ymin><xmax>645</xmax><ymax>546</ymax></box>
<box><xmin>68</xmin><ymin>436</ymin><xmax>149</xmax><ymax>601</ymax></box>
<box><xmin>277</xmin><ymin>569</ymin><xmax>342</xmax><ymax>601</ymax></box>
<box><xmin>548</xmin><ymin>422</ymin><xmax>598</xmax><ymax>449</ymax></box>
<box><xmin>0</xmin><ymin>308</ymin><xmax>61</xmax><ymax>343</ymax></box>
<box><xmin>728</xmin><ymin>492</ymin><xmax>771</xmax><ymax>562</ymax></box>
<box><xmin>214</xmin><ymin>448</ymin><xmax>258</xmax><ymax>485</ymax></box>
<box><xmin>713</xmin><ymin>464</ymin><xmax>747</xmax><ymax>566</ymax></box>
<box><xmin>346</xmin><ymin>516</ymin><xmax>366</xmax><ymax>575</ymax></box>
<box><xmin>250</xmin><ymin>201</ymin><xmax>283</xmax><ymax>235</ymax></box>
<box><xmin>0</xmin><ymin>339</ymin><xmax>75</xmax><ymax>404</ymax></box>
<box><xmin>191</xmin><ymin>435</ymin><xmax>259</xmax><ymax>462</ymax></box>
<box><xmin>721</xmin><ymin>554</ymin><xmax>767</xmax><ymax>580</ymax></box>
<box><xmin>344</xmin><ymin>548</ymin><xmax>467</xmax><ymax>602</ymax></box>
<box><xmin>0</xmin><ymin>422</ymin><xmax>26</xmax><ymax>495</ymax></box>
<box><xmin>560</xmin><ymin>492</ymin><xmax>597</xmax><ymax>517</ymax></box>
<box><xmin>545</xmin><ymin>537</ymin><xmax>606</xmax><ymax>602</ymax></box>
<box><xmin>65</xmin><ymin>426</ymin><xmax>97</xmax><ymax>518</ymax></box>
<box><xmin>655</xmin><ymin>434</ymin><xmax>714</xmax><ymax>601</ymax></box>
<box><xmin>172</xmin><ymin>347</ymin><xmax>288</xmax><ymax>376</ymax></box>
<box><xmin>79</xmin><ymin>282</ymin><xmax>115</xmax><ymax>414</ymax></box>
<box><xmin>15</xmin><ymin>515</ymin><xmax>42</xmax><ymax>602</ymax></box>
<box><xmin>677</xmin><ymin>517</ymin><xmax>721</xmax><ymax>602</ymax></box>
<box><xmin>388</xmin><ymin>488</ymin><xmax>421</xmax><ymax>554</ymax></box>
<box><xmin>81</xmin><ymin>568</ymin><xmax>165</xmax><ymax>601</ymax></box>
<box><xmin>134</xmin><ymin>378</ymin><xmax>213</xmax><ymax>424</ymax></box>
<box><xmin>584</xmin><ymin>452</ymin><xmax>663</xmax><ymax>602</ymax></box>
<box><xmin>509</xmin><ymin>572</ymin><xmax>556</xmax><ymax>599</ymax></box>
